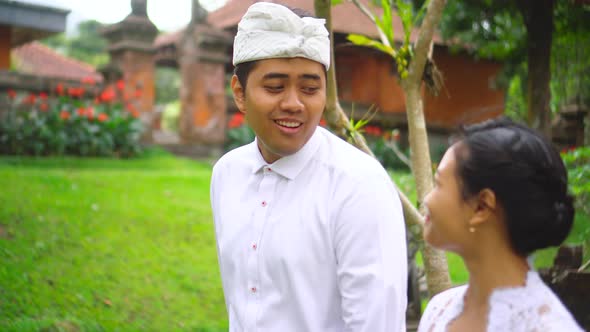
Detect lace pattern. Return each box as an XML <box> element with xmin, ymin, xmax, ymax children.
<box><xmin>417</xmin><ymin>271</ymin><xmax>584</xmax><ymax>332</ymax></box>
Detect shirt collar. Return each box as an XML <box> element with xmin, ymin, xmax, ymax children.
<box><xmin>250</xmin><ymin>127</ymin><xmax>322</xmax><ymax>180</ymax></box>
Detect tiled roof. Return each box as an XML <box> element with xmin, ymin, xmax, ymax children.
<box><xmin>11</xmin><ymin>41</ymin><xmax>103</xmax><ymax>82</ymax></box>
<box><xmin>206</xmin><ymin>0</ymin><xmax>442</xmax><ymax>43</ymax></box>
<box><xmin>155</xmin><ymin>0</ymin><xmax>442</xmax><ymax>50</ymax></box>
<box><xmin>154</xmin><ymin>29</ymin><xmax>183</xmax><ymax>48</ymax></box>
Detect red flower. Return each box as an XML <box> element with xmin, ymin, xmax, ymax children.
<box><xmin>39</xmin><ymin>92</ymin><xmax>48</xmax><ymax>100</ymax></box>
<box><xmin>24</xmin><ymin>93</ymin><xmax>36</xmax><ymax>105</ymax></box>
<box><xmin>40</xmin><ymin>103</ymin><xmax>49</xmax><ymax>112</ymax></box>
<box><xmin>134</xmin><ymin>88</ymin><xmax>142</xmax><ymax>98</ymax></box>
<box><xmin>392</xmin><ymin>129</ymin><xmax>401</xmax><ymax>142</ymax></box>
<box><xmin>81</xmin><ymin>76</ymin><xmax>96</xmax><ymax>85</ymax></box>
<box><xmin>59</xmin><ymin>110</ymin><xmax>70</xmax><ymax>120</ymax></box>
<box><xmin>130</xmin><ymin>110</ymin><xmax>140</xmax><ymax>119</ymax></box>
<box><xmin>68</xmin><ymin>87</ymin><xmax>85</xmax><ymax>98</ymax></box>
<box><xmin>99</xmin><ymin>87</ymin><xmax>116</xmax><ymax>103</ymax></box>
<box><xmin>76</xmin><ymin>107</ymin><xmax>86</xmax><ymax>116</ymax></box>
<box><xmin>319</xmin><ymin>118</ymin><xmax>327</xmax><ymax>127</ymax></box>
<box><xmin>116</xmin><ymin>79</ymin><xmax>125</xmax><ymax>91</ymax></box>
<box><xmin>7</xmin><ymin>89</ymin><xmax>16</xmax><ymax>99</ymax></box>
<box><xmin>562</xmin><ymin>146</ymin><xmax>577</xmax><ymax>153</ymax></box>
<box><xmin>228</xmin><ymin>112</ymin><xmax>245</xmax><ymax>129</ymax></box>
<box><xmin>86</xmin><ymin>107</ymin><xmax>95</xmax><ymax>120</ymax></box>
<box><xmin>97</xmin><ymin>113</ymin><xmax>109</xmax><ymax>122</ymax></box>
<box><xmin>364</xmin><ymin>125</ymin><xmax>383</xmax><ymax>136</ymax></box>
<box><xmin>56</xmin><ymin>83</ymin><xmax>64</xmax><ymax>96</ymax></box>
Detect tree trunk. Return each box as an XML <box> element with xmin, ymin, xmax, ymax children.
<box><xmin>315</xmin><ymin>0</ymin><xmax>353</xmax><ymax>140</ymax></box>
<box><xmin>401</xmin><ymin>0</ymin><xmax>452</xmax><ymax>295</ymax></box>
<box><xmin>517</xmin><ymin>0</ymin><xmax>555</xmax><ymax>138</ymax></box>
<box><xmin>314</xmin><ymin>0</ymin><xmax>424</xmax><ymax>228</ymax></box>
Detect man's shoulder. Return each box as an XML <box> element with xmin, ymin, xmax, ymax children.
<box><xmin>316</xmin><ymin>127</ymin><xmax>389</xmax><ymax>180</ymax></box>
<box><xmin>214</xmin><ymin>142</ymin><xmax>254</xmax><ymax>170</ymax></box>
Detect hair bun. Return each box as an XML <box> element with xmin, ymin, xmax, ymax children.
<box><xmin>554</xmin><ymin>201</ymin><xmax>567</xmax><ymax>219</ymax></box>
<box><xmin>550</xmin><ymin>195</ymin><xmax>575</xmax><ymax>246</ymax></box>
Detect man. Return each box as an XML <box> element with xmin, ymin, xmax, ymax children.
<box><xmin>210</xmin><ymin>3</ymin><xmax>407</xmax><ymax>331</ymax></box>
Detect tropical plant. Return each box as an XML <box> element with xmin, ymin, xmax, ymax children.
<box><xmin>0</xmin><ymin>80</ymin><xmax>143</xmax><ymax>157</ymax></box>
<box><xmin>345</xmin><ymin>0</ymin><xmax>452</xmax><ymax>295</ymax></box>
<box><xmin>439</xmin><ymin>0</ymin><xmax>590</xmax><ymax>136</ymax></box>
<box><xmin>224</xmin><ymin>112</ymin><xmax>255</xmax><ymax>152</ymax></box>
<box><xmin>562</xmin><ymin>146</ymin><xmax>590</xmax><ymax>217</ymax></box>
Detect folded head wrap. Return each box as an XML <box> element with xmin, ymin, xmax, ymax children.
<box><xmin>232</xmin><ymin>2</ymin><xmax>330</xmax><ymax>71</ymax></box>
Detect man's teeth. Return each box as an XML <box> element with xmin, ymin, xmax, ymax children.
<box><xmin>275</xmin><ymin>120</ymin><xmax>301</xmax><ymax>128</ymax></box>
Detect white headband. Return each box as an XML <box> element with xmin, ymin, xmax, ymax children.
<box><xmin>232</xmin><ymin>2</ymin><xmax>330</xmax><ymax>71</ymax></box>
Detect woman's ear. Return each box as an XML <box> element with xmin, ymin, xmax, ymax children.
<box><xmin>231</xmin><ymin>75</ymin><xmax>246</xmax><ymax>114</ymax></box>
<box><xmin>469</xmin><ymin>188</ymin><xmax>497</xmax><ymax>227</ymax></box>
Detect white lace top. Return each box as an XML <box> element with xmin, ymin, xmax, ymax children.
<box><xmin>418</xmin><ymin>271</ymin><xmax>584</xmax><ymax>332</ymax></box>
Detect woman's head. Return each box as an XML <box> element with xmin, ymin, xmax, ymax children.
<box><xmin>424</xmin><ymin>117</ymin><xmax>574</xmax><ymax>257</ymax></box>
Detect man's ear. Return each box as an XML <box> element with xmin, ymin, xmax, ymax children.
<box><xmin>468</xmin><ymin>188</ymin><xmax>497</xmax><ymax>227</ymax></box>
<box><xmin>231</xmin><ymin>75</ymin><xmax>246</xmax><ymax>114</ymax></box>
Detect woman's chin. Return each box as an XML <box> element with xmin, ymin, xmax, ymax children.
<box><xmin>423</xmin><ymin>226</ymin><xmax>443</xmax><ymax>249</ymax></box>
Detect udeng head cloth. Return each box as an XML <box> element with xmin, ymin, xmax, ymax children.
<box><xmin>232</xmin><ymin>2</ymin><xmax>330</xmax><ymax>70</ymax></box>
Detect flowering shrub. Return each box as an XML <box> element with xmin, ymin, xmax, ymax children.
<box><xmin>224</xmin><ymin>112</ymin><xmax>255</xmax><ymax>152</ymax></box>
<box><xmin>364</xmin><ymin>127</ymin><xmax>411</xmax><ymax>171</ymax></box>
<box><xmin>0</xmin><ymin>79</ymin><xmax>143</xmax><ymax>157</ymax></box>
<box><xmin>561</xmin><ymin>146</ymin><xmax>590</xmax><ymax>216</ymax></box>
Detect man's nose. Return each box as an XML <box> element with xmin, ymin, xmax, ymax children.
<box><xmin>279</xmin><ymin>88</ymin><xmax>303</xmax><ymax>112</ymax></box>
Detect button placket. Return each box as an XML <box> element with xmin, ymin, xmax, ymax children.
<box><xmin>245</xmin><ymin>170</ymin><xmax>276</xmax><ymax>329</ymax></box>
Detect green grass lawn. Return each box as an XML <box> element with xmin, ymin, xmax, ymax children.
<box><xmin>0</xmin><ymin>150</ymin><xmax>226</xmax><ymax>331</ymax></box>
<box><xmin>0</xmin><ymin>152</ymin><xmax>587</xmax><ymax>331</ymax></box>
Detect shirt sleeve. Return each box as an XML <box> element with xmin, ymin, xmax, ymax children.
<box><xmin>210</xmin><ymin>162</ymin><xmax>231</xmax><ymax>318</ymax></box>
<box><xmin>333</xmin><ymin>171</ymin><xmax>408</xmax><ymax>332</ymax></box>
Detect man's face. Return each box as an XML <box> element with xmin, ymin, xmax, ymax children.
<box><xmin>231</xmin><ymin>57</ymin><xmax>326</xmax><ymax>163</ymax></box>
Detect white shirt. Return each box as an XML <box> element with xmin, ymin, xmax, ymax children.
<box><xmin>210</xmin><ymin>127</ymin><xmax>408</xmax><ymax>332</ymax></box>
<box><xmin>418</xmin><ymin>270</ymin><xmax>584</xmax><ymax>332</ymax></box>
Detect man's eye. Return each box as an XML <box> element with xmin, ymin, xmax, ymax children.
<box><xmin>302</xmin><ymin>87</ymin><xmax>319</xmax><ymax>94</ymax></box>
<box><xmin>265</xmin><ymin>86</ymin><xmax>283</xmax><ymax>92</ymax></box>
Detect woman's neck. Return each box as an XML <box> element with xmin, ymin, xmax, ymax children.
<box><xmin>462</xmin><ymin>245</ymin><xmax>530</xmax><ymax>308</ymax></box>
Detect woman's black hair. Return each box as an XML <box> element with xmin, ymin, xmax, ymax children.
<box><xmin>453</xmin><ymin>117</ymin><xmax>574</xmax><ymax>257</ymax></box>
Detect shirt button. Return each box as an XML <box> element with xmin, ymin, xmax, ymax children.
<box><xmin>252</xmin><ymin>243</ymin><xmax>257</xmax><ymax>250</ymax></box>
<box><xmin>251</xmin><ymin>287</ymin><xmax>257</xmax><ymax>293</ymax></box>
<box><xmin>261</xmin><ymin>201</ymin><xmax>267</xmax><ymax>207</ymax></box>
<box><xmin>266</xmin><ymin>167</ymin><xmax>272</xmax><ymax>172</ymax></box>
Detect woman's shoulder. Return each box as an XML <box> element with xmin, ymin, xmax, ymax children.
<box><xmin>418</xmin><ymin>285</ymin><xmax>467</xmax><ymax>332</ymax></box>
<box><xmin>427</xmin><ymin>285</ymin><xmax>467</xmax><ymax>308</ymax></box>
<box><xmin>488</xmin><ymin>270</ymin><xmax>584</xmax><ymax>331</ymax></box>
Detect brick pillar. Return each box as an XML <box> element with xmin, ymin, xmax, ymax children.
<box><xmin>101</xmin><ymin>0</ymin><xmax>158</xmax><ymax>141</ymax></box>
<box><xmin>0</xmin><ymin>25</ymin><xmax>11</xmax><ymax>70</ymax></box>
<box><xmin>177</xmin><ymin>0</ymin><xmax>231</xmax><ymax>148</ymax></box>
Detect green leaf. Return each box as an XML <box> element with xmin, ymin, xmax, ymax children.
<box><xmin>347</xmin><ymin>34</ymin><xmax>396</xmax><ymax>56</ymax></box>
<box><xmin>395</xmin><ymin>0</ymin><xmax>413</xmax><ymax>43</ymax></box>
<box><xmin>380</xmin><ymin>0</ymin><xmax>395</xmax><ymax>44</ymax></box>
<box><xmin>413</xmin><ymin>0</ymin><xmax>430</xmax><ymax>27</ymax></box>
<box><xmin>331</xmin><ymin>0</ymin><xmax>343</xmax><ymax>5</ymax></box>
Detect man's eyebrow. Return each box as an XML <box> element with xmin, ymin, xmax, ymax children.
<box><xmin>261</xmin><ymin>73</ymin><xmax>322</xmax><ymax>81</ymax></box>
<box><xmin>262</xmin><ymin>73</ymin><xmax>289</xmax><ymax>80</ymax></box>
<box><xmin>300</xmin><ymin>74</ymin><xmax>321</xmax><ymax>81</ymax></box>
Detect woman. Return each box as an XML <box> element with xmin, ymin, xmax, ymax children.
<box><xmin>418</xmin><ymin>118</ymin><xmax>583</xmax><ymax>332</ymax></box>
